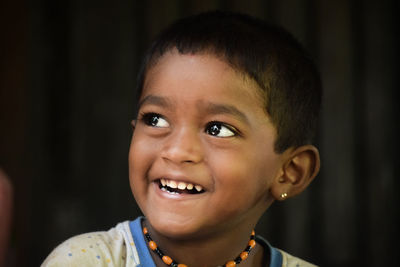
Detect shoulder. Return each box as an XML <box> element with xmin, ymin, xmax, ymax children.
<box><xmin>255</xmin><ymin>236</ymin><xmax>318</xmax><ymax>267</ymax></box>
<box><xmin>278</xmin><ymin>249</ymin><xmax>318</xmax><ymax>267</ymax></box>
<box><xmin>42</xmin><ymin>221</ymin><xmax>140</xmax><ymax>267</ymax></box>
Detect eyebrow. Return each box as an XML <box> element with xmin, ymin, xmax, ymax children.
<box><xmin>138</xmin><ymin>95</ymin><xmax>250</xmax><ymax>125</ymax></box>
<box><xmin>138</xmin><ymin>95</ymin><xmax>175</xmax><ymax>110</ymax></box>
<box><xmin>202</xmin><ymin>102</ymin><xmax>250</xmax><ymax>125</ymax></box>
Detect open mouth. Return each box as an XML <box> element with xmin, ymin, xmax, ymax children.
<box><xmin>157</xmin><ymin>178</ymin><xmax>205</xmax><ymax>195</ymax></box>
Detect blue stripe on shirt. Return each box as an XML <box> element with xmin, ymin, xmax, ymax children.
<box><xmin>129</xmin><ymin>217</ymin><xmax>156</xmax><ymax>267</ymax></box>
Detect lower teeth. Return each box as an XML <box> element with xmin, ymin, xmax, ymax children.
<box><xmin>161</xmin><ymin>186</ymin><xmax>180</xmax><ymax>194</ymax></box>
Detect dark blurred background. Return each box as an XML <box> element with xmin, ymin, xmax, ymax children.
<box><xmin>1</xmin><ymin>0</ymin><xmax>398</xmax><ymax>266</ymax></box>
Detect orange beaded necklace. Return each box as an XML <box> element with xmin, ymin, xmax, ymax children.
<box><xmin>142</xmin><ymin>226</ymin><xmax>256</xmax><ymax>267</ymax></box>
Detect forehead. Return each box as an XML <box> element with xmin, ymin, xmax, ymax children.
<box><xmin>142</xmin><ymin>50</ymin><xmax>266</xmax><ymax>108</ymax></box>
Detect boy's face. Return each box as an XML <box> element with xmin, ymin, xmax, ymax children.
<box><xmin>129</xmin><ymin>50</ymin><xmax>285</xmax><ymax>239</ymax></box>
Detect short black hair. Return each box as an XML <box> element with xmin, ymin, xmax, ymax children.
<box><xmin>135</xmin><ymin>10</ymin><xmax>322</xmax><ymax>153</ymax></box>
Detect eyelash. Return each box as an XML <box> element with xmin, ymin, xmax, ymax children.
<box><xmin>140</xmin><ymin>112</ymin><xmax>168</xmax><ymax>127</ymax></box>
<box><xmin>205</xmin><ymin>121</ymin><xmax>239</xmax><ymax>137</ymax></box>
<box><xmin>139</xmin><ymin>112</ymin><xmax>240</xmax><ymax>137</ymax></box>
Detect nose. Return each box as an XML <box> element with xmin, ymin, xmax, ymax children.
<box><xmin>161</xmin><ymin>126</ymin><xmax>204</xmax><ymax>164</ymax></box>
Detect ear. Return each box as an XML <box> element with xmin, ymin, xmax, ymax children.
<box><xmin>271</xmin><ymin>145</ymin><xmax>320</xmax><ymax>201</ymax></box>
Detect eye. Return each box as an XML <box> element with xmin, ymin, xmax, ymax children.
<box><xmin>205</xmin><ymin>122</ymin><xmax>236</xmax><ymax>137</ymax></box>
<box><xmin>141</xmin><ymin>113</ymin><xmax>169</xmax><ymax>128</ymax></box>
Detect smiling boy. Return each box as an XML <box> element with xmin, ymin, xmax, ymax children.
<box><xmin>43</xmin><ymin>11</ymin><xmax>321</xmax><ymax>267</ymax></box>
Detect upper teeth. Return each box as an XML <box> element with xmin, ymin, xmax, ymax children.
<box><xmin>178</xmin><ymin>182</ymin><xmax>186</xmax><ymax>190</ymax></box>
<box><xmin>160</xmin><ymin>178</ymin><xmax>203</xmax><ymax>192</ymax></box>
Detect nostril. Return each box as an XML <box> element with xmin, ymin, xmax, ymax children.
<box><xmin>161</xmin><ymin>151</ymin><xmax>203</xmax><ymax>165</ymax></box>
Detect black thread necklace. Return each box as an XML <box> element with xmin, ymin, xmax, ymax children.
<box><xmin>142</xmin><ymin>226</ymin><xmax>256</xmax><ymax>267</ymax></box>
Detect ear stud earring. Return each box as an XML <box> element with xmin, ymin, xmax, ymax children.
<box><xmin>280</xmin><ymin>193</ymin><xmax>288</xmax><ymax>199</ymax></box>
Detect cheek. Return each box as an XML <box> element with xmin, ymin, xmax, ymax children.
<box><xmin>209</xmin><ymin>144</ymin><xmax>278</xmax><ymax>204</ymax></box>
<box><xmin>213</xmin><ymin>143</ymin><xmax>278</xmax><ymax>182</ymax></box>
<box><xmin>129</xmin><ymin>131</ymin><xmax>156</xmax><ymax>173</ymax></box>
<box><xmin>128</xmin><ymin>133</ymin><xmax>154</xmax><ymax>196</ymax></box>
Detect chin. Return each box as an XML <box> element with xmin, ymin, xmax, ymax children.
<box><xmin>147</xmin><ymin>211</ymin><xmax>206</xmax><ymax>240</ymax></box>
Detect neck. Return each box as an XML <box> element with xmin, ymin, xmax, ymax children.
<box><xmin>143</xmin><ymin>219</ymin><xmax>265</xmax><ymax>267</ymax></box>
